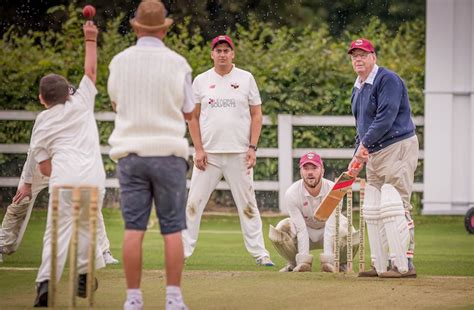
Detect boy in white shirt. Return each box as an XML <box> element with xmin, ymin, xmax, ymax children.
<box><xmin>31</xmin><ymin>20</ymin><xmax>106</xmax><ymax>307</ymax></box>
<box><xmin>0</xmin><ymin>154</ymin><xmax>118</xmax><ymax>265</ymax></box>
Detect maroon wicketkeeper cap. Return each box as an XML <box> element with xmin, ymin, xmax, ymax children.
<box><xmin>299</xmin><ymin>152</ymin><xmax>323</xmax><ymax>168</ymax></box>
<box><xmin>347</xmin><ymin>38</ymin><xmax>375</xmax><ymax>54</ymax></box>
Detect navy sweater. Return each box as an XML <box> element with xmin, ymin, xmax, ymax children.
<box><xmin>351</xmin><ymin>67</ymin><xmax>415</xmax><ymax>153</ymax></box>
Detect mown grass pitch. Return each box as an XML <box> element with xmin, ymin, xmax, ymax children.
<box><xmin>1</xmin><ymin>209</ymin><xmax>473</xmax><ymax>309</ymax></box>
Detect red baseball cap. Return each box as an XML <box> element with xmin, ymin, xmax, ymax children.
<box><xmin>299</xmin><ymin>152</ymin><xmax>323</xmax><ymax>168</ymax></box>
<box><xmin>211</xmin><ymin>35</ymin><xmax>234</xmax><ymax>50</ymax></box>
<box><xmin>348</xmin><ymin>38</ymin><xmax>375</xmax><ymax>54</ymax></box>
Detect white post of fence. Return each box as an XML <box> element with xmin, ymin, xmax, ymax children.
<box><xmin>278</xmin><ymin>114</ymin><xmax>293</xmax><ymax>214</ymax></box>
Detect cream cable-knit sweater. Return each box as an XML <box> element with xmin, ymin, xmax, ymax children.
<box><xmin>108</xmin><ymin>45</ymin><xmax>192</xmax><ymax>161</ymax></box>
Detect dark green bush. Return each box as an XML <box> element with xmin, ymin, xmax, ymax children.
<box><xmin>0</xmin><ymin>5</ymin><xmax>425</xmax><ymax>209</ymax></box>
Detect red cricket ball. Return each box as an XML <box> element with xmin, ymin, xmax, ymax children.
<box><xmin>82</xmin><ymin>5</ymin><xmax>96</xmax><ymax>20</ymax></box>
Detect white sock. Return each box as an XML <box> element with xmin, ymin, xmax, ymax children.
<box><xmin>166</xmin><ymin>286</ymin><xmax>183</xmax><ymax>303</ymax></box>
<box><xmin>127</xmin><ymin>288</ymin><xmax>142</xmax><ymax>300</ymax></box>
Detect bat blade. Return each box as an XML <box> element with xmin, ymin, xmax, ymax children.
<box><xmin>314</xmin><ymin>172</ymin><xmax>355</xmax><ymax>222</ymax></box>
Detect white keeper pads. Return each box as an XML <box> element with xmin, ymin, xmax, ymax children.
<box><xmin>380</xmin><ymin>184</ymin><xmax>410</xmax><ymax>273</ymax></box>
<box><xmin>363</xmin><ymin>184</ymin><xmax>389</xmax><ymax>273</ymax></box>
<box><xmin>268</xmin><ymin>218</ymin><xmax>298</xmax><ymax>265</ymax></box>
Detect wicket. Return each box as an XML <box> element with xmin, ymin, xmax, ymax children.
<box><xmin>49</xmin><ymin>185</ymin><xmax>99</xmax><ymax>309</ymax></box>
<box><xmin>333</xmin><ymin>178</ymin><xmax>366</xmax><ymax>273</ymax></box>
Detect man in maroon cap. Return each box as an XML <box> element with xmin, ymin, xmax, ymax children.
<box><xmin>268</xmin><ymin>152</ymin><xmax>359</xmax><ymax>272</ymax></box>
<box><xmin>182</xmin><ymin>34</ymin><xmax>274</xmax><ymax>266</ymax></box>
<box><xmin>346</xmin><ymin>38</ymin><xmax>418</xmax><ymax>278</ymax></box>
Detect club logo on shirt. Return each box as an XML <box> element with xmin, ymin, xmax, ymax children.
<box><xmin>208</xmin><ymin>97</ymin><xmax>236</xmax><ymax>108</ymax></box>
<box><xmin>230</xmin><ymin>83</ymin><xmax>239</xmax><ymax>89</ymax></box>
<box><xmin>209</xmin><ymin>84</ymin><xmax>216</xmax><ymax>89</ymax></box>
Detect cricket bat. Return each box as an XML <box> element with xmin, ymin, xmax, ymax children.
<box><xmin>314</xmin><ymin>162</ymin><xmax>361</xmax><ymax>222</ymax></box>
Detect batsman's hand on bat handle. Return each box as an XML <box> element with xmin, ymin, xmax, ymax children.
<box><xmin>348</xmin><ymin>160</ymin><xmax>363</xmax><ymax>177</ymax></box>
<box><xmin>354</xmin><ymin>144</ymin><xmax>369</xmax><ymax>163</ymax></box>
<box><xmin>348</xmin><ymin>144</ymin><xmax>369</xmax><ymax>176</ymax></box>
<box><xmin>194</xmin><ymin>148</ymin><xmax>208</xmax><ymax>171</ymax></box>
<box><xmin>13</xmin><ymin>183</ymin><xmax>32</xmax><ymax>204</ymax></box>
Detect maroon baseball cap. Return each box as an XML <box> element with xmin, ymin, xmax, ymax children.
<box><xmin>299</xmin><ymin>152</ymin><xmax>323</xmax><ymax>168</ymax></box>
<box><xmin>348</xmin><ymin>38</ymin><xmax>375</xmax><ymax>54</ymax></box>
<box><xmin>211</xmin><ymin>35</ymin><xmax>234</xmax><ymax>50</ymax></box>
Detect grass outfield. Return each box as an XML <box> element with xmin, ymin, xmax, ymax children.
<box><xmin>1</xmin><ymin>209</ymin><xmax>473</xmax><ymax>309</ymax></box>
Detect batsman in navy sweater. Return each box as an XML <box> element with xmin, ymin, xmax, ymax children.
<box><xmin>347</xmin><ymin>39</ymin><xmax>419</xmax><ymax>279</ymax></box>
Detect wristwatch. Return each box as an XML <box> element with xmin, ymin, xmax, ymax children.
<box><xmin>249</xmin><ymin>144</ymin><xmax>257</xmax><ymax>151</ymax></box>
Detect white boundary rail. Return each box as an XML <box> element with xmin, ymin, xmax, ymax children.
<box><xmin>0</xmin><ymin>111</ymin><xmax>424</xmax><ymax>213</ymax></box>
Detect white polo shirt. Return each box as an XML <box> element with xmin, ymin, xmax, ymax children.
<box><xmin>30</xmin><ymin>75</ymin><xmax>106</xmax><ymax>191</ymax></box>
<box><xmin>285</xmin><ymin>178</ymin><xmax>341</xmax><ymax>255</ymax></box>
<box><xmin>192</xmin><ymin>65</ymin><xmax>262</xmax><ymax>153</ymax></box>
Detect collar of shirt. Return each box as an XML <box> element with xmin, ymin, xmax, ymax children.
<box><xmin>354</xmin><ymin>64</ymin><xmax>379</xmax><ymax>89</ymax></box>
<box><xmin>212</xmin><ymin>64</ymin><xmax>235</xmax><ymax>78</ymax></box>
<box><xmin>136</xmin><ymin>36</ymin><xmax>165</xmax><ymax>47</ymax></box>
<box><xmin>302</xmin><ymin>182</ymin><xmax>324</xmax><ymax>199</ymax></box>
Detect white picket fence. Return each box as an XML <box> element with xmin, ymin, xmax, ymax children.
<box><xmin>0</xmin><ymin>111</ymin><xmax>424</xmax><ymax>213</ymax></box>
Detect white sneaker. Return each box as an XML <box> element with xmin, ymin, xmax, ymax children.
<box><xmin>166</xmin><ymin>299</ymin><xmax>188</xmax><ymax>310</ymax></box>
<box><xmin>256</xmin><ymin>256</ymin><xmax>275</xmax><ymax>266</ymax></box>
<box><xmin>124</xmin><ymin>296</ymin><xmax>143</xmax><ymax>310</ymax></box>
<box><xmin>103</xmin><ymin>250</ymin><xmax>119</xmax><ymax>265</ymax></box>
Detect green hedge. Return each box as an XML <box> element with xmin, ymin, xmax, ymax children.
<box><xmin>0</xmin><ymin>5</ymin><xmax>425</xmax><ymax>209</ymax></box>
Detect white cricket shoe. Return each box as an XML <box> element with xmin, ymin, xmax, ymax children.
<box><xmin>166</xmin><ymin>299</ymin><xmax>188</xmax><ymax>310</ymax></box>
<box><xmin>256</xmin><ymin>256</ymin><xmax>275</xmax><ymax>267</ymax></box>
<box><xmin>103</xmin><ymin>249</ymin><xmax>119</xmax><ymax>265</ymax></box>
<box><xmin>124</xmin><ymin>296</ymin><xmax>143</xmax><ymax>310</ymax></box>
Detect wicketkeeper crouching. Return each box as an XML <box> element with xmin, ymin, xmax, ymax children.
<box><xmin>269</xmin><ymin>152</ymin><xmax>359</xmax><ymax>272</ymax></box>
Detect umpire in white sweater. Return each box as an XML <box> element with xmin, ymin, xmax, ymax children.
<box><xmin>107</xmin><ymin>1</ymin><xmax>193</xmax><ymax>309</ymax></box>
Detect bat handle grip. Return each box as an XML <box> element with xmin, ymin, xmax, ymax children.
<box><xmin>348</xmin><ymin>161</ymin><xmax>362</xmax><ymax>177</ymax></box>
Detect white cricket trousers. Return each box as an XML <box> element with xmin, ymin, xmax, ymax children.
<box><xmin>1</xmin><ymin>165</ymin><xmax>111</xmax><ymax>254</ymax></box>
<box><xmin>36</xmin><ymin>188</ymin><xmax>106</xmax><ymax>283</ymax></box>
<box><xmin>182</xmin><ymin>153</ymin><xmax>269</xmax><ymax>259</ymax></box>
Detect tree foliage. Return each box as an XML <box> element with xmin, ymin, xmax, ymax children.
<box><xmin>0</xmin><ymin>0</ymin><xmax>425</xmax><ymax>39</ymax></box>
<box><xmin>0</xmin><ymin>5</ymin><xmax>425</xmax><ymax>208</ymax></box>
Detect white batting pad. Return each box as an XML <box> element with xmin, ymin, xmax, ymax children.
<box><xmin>364</xmin><ymin>184</ymin><xmax>388</xmax><ymax>274</ymax></box>
<box><xmin>269</xmin><ymin>223</ymin><xmax>298</xmax><ymax>264</ymax></box>
<box><xmin>380</xmin><ymin>184</ymin><xmax>410</xmax><ymax>273</ymax></box>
